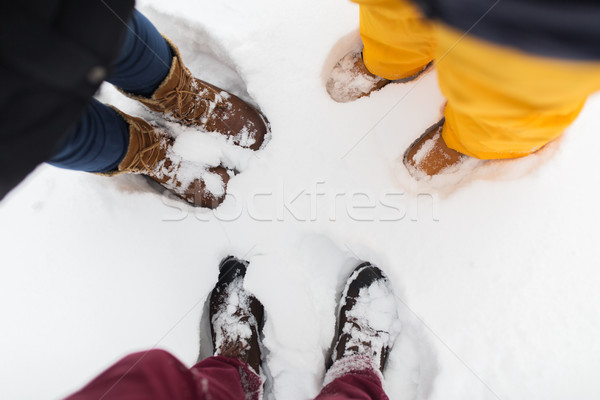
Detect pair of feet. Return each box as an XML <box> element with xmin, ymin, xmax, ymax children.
<box><xmin>209</xmin><ymin>257</ymin><xmax>400</xmax><ymax>377</ymax></box>
<box><xmin>107</xmin><ymin>37</ymin><xmax>270</xmax><ymax>208</ymax></box>
<box><xmin>327</xmin><ymin>50</ymin><xmax>467</xmax><ymax>177</ymax></box>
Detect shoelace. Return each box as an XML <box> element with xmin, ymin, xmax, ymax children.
<box><xmin>121</xmin><ymin>128</ymin><xmax>166</xmax><ymax>176</ymax></box>
<box><xmin>162</xmin><ymin>66</ymin><xmax>223</xmax><ymax>125</ymax></box>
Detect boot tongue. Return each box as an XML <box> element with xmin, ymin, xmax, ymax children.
<box><xmin>152</xmin><ymin>54</ymin><xmax>182</xmax><ymax>101</ymax></box>
<box><xmin>150</xmin><ymin>56</ymin><xmax>214</xmax><ymax>125</ymax></box>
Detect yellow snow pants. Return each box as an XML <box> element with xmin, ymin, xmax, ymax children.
<box><xmin>352</xmin><ymin>0</ymin><xmax>600</xmax><ymax>159</ymax></box>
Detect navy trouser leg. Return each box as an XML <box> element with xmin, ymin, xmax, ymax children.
<box><xmin>107</xmin><ymin>10</ymin><xmax>173</xmax><ymax>96</ymax></box>
<box><xmin>48</xmin><ymin>10</ymin><xmax>172</xmax><ymax>172</ymax></box>
<box><xmin>49</xmin><ymin>99</ymin><xmax>129</xmax><ymax>172</ymax></box>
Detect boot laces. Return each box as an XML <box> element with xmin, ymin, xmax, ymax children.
<box><xmin>164</xmin><ymin>66</ymin><xmax>224</xmax><ymax>125</ymax></box>
<box><xmin>121</xmin><ymin>130</ymin><xmax>166</xmax><ymax>176</ymax></box>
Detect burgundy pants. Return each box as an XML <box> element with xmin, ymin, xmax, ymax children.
<box><xmin>65</xmin><ymin>350</ymin><xmax>389</xmax><ymax>400</ymax></box>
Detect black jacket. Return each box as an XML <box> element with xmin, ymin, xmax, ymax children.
<box><xmin>0</xmin><ymin>0</ymin><xmax>135</xmax><ymax>200</ymax></box>
<box><xmin>413</xmin><ymin>0</ymin><xmax>600</xmax><ymax>61</ymax></box>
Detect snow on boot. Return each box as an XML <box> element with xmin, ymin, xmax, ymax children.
<box><xmin>103</xmin><ymin>110</ymin><xmax>229</xmax><ymax>208</ymax></box>
<box><xmin>403</xmin><ymin>118</ymin><xmax>468</xmax><ymax>178</ymax></box>
<box><xmin>326</xmin><ymin>51</ymin><xmax>390</xmax><ymax>103</ymax></box>
<box><xmin>209</xmin><ymin>256</ymin><xmax>265</xmax><ymax>374</ymax></box>
<box><xmin>330</xmin><ymin>262</ymin><xmax>401</xmax><ymax>373</ymax></box>
<box><xmin>326</xmin><ymin>50</ymin><xmax>431</xmax><ymax>103</ymax></box>
<box><xmin>121</xmin><ymin>37</ymin><xmax>269</xmax><ymax>151</ymax></box>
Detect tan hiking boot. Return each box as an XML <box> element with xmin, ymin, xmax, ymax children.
<box><xmin>122</xmin><ymin>37</ymin><xmax>269</xmax><ymax>151</ymax></box>
<box><xmin>210</xmin><ymin>256</ymin><xmax>264</xmax><ymax>374</ymax></box>
<box><xmin>403</xmin><ymin>119</ymin><xmax>467</xmax><ymax>177</ymax></box>
<box><xmin>105</xmin><ymin>110</ymin><xmax>229</xmax><ymax>208</ymax></box>
<box><xmin>326</xmin><ymin>50</ymin><xmax>431</xmax><ymax>103</ymax></box>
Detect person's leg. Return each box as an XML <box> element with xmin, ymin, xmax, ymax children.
<box><xmin>315</xmin><ymin>263</ymin><xmax>399</xmax><ymax>400</ymax></box>
<box><xmin>435</xmin><ymin>24</ymin><xmax>600</xmax><ymax>160</ymax></box>
<box><xmin>47</xmin><ymin>10</ymin><xmax>232</xmax><ymax>207</ymax></box>
<box><xmin>190</xmin><ymin>356</ymin><xmax>262</xmax><ymax>400</ymax></box>
<box><xmin>181</xmin><ymin>256</ymin><xmax>264</xmax><ymax>400</ymax></box>
<box><xmin>352</xmin><ymin>0</ymin><xmax>434</xmax><ymax>80</ymax></box>
<box><xmin>107</xmin><ymin>10</ymin><xmax>172</xmax><ymax>96</ymax></box>
<box><xmin>49</xmin><ymin>99</ymin><xmax>230</xmax><ymax>207</ymax></box>
<box><xmin>315</xmin><ymin>356</ymin><xmax>388</xmax><ymax>400</ymax></box>
<box><xmin>209</xmin><ymin>257</ymin><xmax>265</xmax><ymax>376</ymax></box>
<box><xmin>66</xmin><ymin>257</ymin><xmax>264</xmax><ymax>400</ymax></box>
<box><xmin>48</xmin><ymin>9</ymin><xmax>171</xmax><ymax>173</ymax></box>
<box><xmin>48</xmin><ymin>99</ymin><xmax>128</xmax><ymax>172</ymax></box>
<box><xmin>65</xmin><ymin>349</ymin><xmax>252</xmax><ymax>400</ymax></box>
<box><xmin>49</xmin><ymin>7</ymin><xmax>267</xmax><ymax>179</ymax></box>
<box><xmin>326</xmin><ymin>0</ymin><xmax>434</xmax><ymax>102</ymax></box>
<box><xmin>404</xmin><ymin>23</ymin><xmax>600</xmax><ymax>177</ymax></box>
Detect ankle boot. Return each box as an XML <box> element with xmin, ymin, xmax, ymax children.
<box><xmin>103</xmin><ymin>109</ymin><xmax>229</xmax><ymax>208</ymax></box>
<box><xmin>326</xmin><ymin>51</ymin><xmax>390</xmax><ymax>103</ymax></box>
<box><xmin>326</xmin><ymin>50</ymin><xmax>431</xmax><ymax>103</ymax></box>
<box><xmin>121</xmin><ymin>37</ymin><xmax>269</xmax><ymax>151</ymax></box>
<box><xmin>210</xmin><ymin>256</ymin><xmax>264</xmax><ymax>374</ymax></box>
<box><xmin>329</xmin><ymin>262</ymin><xmax>401</xmax><ymax>373</ymax></box>
<box><xmin>403</xmin><ymin>118</ymin><xmax>467</xmax><ymax>177</ymax></box>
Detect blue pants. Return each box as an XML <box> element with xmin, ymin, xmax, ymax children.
<box><xmin>48</xmin><ymin>10</ymin><xmax>172</xmax><ymax>172</ymax></box>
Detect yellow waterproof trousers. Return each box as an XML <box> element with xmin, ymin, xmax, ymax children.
<box><xmin>352</xmin><ymin>0</ymin><xmax>600</xmax><ymax>159</ymax></box>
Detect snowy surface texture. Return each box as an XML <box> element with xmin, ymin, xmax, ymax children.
<box><xmin>1</xmin><ymin>1</ymin><xmax>600</xmax><ymax>399</ymax></box>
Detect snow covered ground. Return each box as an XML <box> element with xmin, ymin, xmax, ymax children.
<box><xmin>2</xmin><ymin>0</ymin><xmax>600</xmax><ymax>399</ymax></box>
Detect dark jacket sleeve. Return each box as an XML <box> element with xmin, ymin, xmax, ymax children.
<box><xmin>0</xmin><ymin>0</ymin><xmax>135</xmax><ymax>200</ymax></box>
<box><xmin>413</xmin><ymin>0</ymin><xmax>600</xmax><ymax>61</ymax></box>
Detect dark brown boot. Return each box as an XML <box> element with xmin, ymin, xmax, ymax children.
<box><xmin>209</xmin><ymin>256</ymin><xmax>264</xmax><ymax>374</ymax></box>
<box><xmin>403</xmin><ymin>118</ymin><xmax>467</xmax><ymax>177</ymax></box>
<box><xmin>103</xmin><ymin>110</ymin><xmax>229</xmax><ymax>208</ymax></box>
<box><xmin>329</xmin><ymin>262</ymin><xmax>400</xmax><ymax>373</ymax></box>
<box><xmin>122</xmin><ymin>37</ymin><xmax>269</xmax><ymax>151</ymax></box>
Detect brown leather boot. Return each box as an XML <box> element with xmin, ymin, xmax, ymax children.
<box><xmin>104</xmin><ymin>110</ymin><xmax>229</xmax><ymax>208</ymax></box>
<box><xmin>329</xmin><ymin>262</ymin><xmax>400</xmax><ymax>373</ymax></box>
<box><xmin>326</xmin><ymin>50</ymin><xmax>431</xmax><ymax>103</ymax></box>
<box><xmin>121</xmin><ymin>37</ymin><xmax>269</xmax><ymax>151</ymax></box>
<box><xmin>403</xmin><ymin>119</ymin><xmax>467</xmax><ymax>177</ymax></box>
<box><xmin>210</xmin><ymin>256</ymin><xmax>264</xmax><ymax>374</ymax></box>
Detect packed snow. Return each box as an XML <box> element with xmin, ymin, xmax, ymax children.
<box><xmin>2</xmin><ymin>0</ymin><xmax>600</xmax><ymax>400</ymax></box>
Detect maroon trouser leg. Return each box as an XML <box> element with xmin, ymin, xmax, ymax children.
<box><xmin>65</xmin><ymin>349</ymin><xmax>261</xmax><ymax>400</ymax></box>
<box><xmin>314</xmin><ymin>355</ymin><xmax>390</xmax><ymax>400</ymax></box>
<box><xmin>66</xmin><ymin>351</ymin><xmax>387</xmax><ymax>400</ymax></box>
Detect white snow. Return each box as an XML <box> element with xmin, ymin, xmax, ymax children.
<box><xmin>1</xmin><ymin>1</ymin><xmax>600</xmax><ymax>400</ymax></box>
